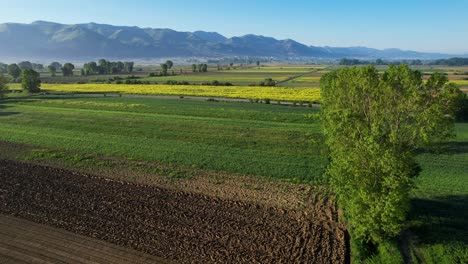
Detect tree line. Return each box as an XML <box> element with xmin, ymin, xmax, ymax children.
<box><xmin>432</xmin><ymin>57</ymin><xmax>468</xmax><ymax>66</ymax></box>
<box><xmin>0</xmin><ymin>61</ymin><xmax>44</xmax><ymax>72</ymax></box>
<box><xmin>339</xmin><ymin>58</ymin><xmax>424</xmax><ymax>66</ymax></box>
<box><xmin>0</xmin><ymin>61</ymin><xmax>75</xmax><ymax>78</ymax></box>
<box><xmin>192</xmin><ymin>64</ymin><xmax>208</xmax><ymax>73</ymax></box>
<box><xmin>339</xmin><ymin>57</ymin><xmax>468</xmax><ymax>66</ymax></box>
<box><xmin>82</xmin><ymin>59</ymin><xmax>134</xmax><ymax>76</ymax></box>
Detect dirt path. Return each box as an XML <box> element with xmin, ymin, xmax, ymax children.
<box><xmin>0</xmin><ymin>159</ymin><xmax>347</xmax><ymax>263</ymax></box>
<box><xmin>0</xmin><ymin>214</ymin><xmax>170</xmax><ymax>264</ymax></box>
<box><xmin>275</xmin><ymin>67</ymin><xmax>328</xmax><ymax>86</ymax></box>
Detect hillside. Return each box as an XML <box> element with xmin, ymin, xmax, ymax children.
<box><xmin>0</xmin><ymin>21</ymin><xmax>460</xmax><ymax>61</ymax></box>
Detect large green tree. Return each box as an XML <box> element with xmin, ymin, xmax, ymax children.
<box><xmin>160</xmin><ymin>63</ymin><xmax>168</xmax><ymax>75</ymax></box>
<box><xmin>18</xmin><ymin>61</ymin><xmax>33</xmax><ymax>70</ymax></box>
<box><xmin>0</xmin><ymin>63</ymin><xmax>8</xmax><ymax>73</ymax></box>
<box><xmin>320</xmin><ymin>65</ymin><xmax>461</xmax><ymax>260</ymax></box>
<box><xmin>0</xmin><ymin>73</ymin><xmax>8</xmax><ymax>98</ymax></box>
<box><xmin>49</xmin><ymin>62</ymin><xmax>62</xmax><ymax>70</ymax></box>
<box><xmin>21</xmin><ymin>69</ymin><xmax>41</xmax><ymax>93</ymax></box>
<box><xmin>47</xmin><ymin>65</ymin><xmax>57</xmax><ymax>77</ymax></box>
<box><xmin>124</xmin><ymin>61</ymin><xmax>134</xmax><ymax>73</ymax></box>
<box><xmin>61</xmin><ymin>63</ymin><xmax>75</xmax><ymax>76</ymax></box>
<box><xmin>7</xmin><ymin>64</ymin><xmax>21</xmax><ymax>79</ymax></box>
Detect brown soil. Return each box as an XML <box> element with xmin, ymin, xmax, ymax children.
<box><xmin>0</xmin><ymin>214</ymin><xmax>170</xmax><ymax>263</ymax></box>
<box><xmin>0</xmin><ymin>140</ymin><xmax>322</xmax><ymax>213</ymax></box>
<box><xmin>0</xmin><ymin>159</ymin><xmax>348</xmax><ymax>263</ymax></box>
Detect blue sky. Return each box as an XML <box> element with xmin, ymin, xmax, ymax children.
<box><xmin>1</xmin><ymin>0</ymin><xmax>467</xmax><ymax>54</ymax></box>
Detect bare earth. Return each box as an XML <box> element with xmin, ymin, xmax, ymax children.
<box><xmin>0</xmin><ymin>214</ymin><xmax>170</xmax><ymax>263</ymax></box>
<box><xmin>0</xmin><ymin>159</ymin><xmax>348</xmax><ymax>263</ymax></box>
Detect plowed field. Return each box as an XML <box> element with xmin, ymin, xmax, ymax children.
<box><xmin>0</xmin><ymin>160</ymin><xmax>348</xmax><ymax>263</ymax></box>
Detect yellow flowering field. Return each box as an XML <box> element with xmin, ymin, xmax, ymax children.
<box><xmin>451</xmin><ymin>80</ymin><xmax>468</xmax><ymax>85</ymax></box>
<box><xmin>41</xmin><ymin>83</ymin><xmax>321</xmax><ymax>102</ymax></box>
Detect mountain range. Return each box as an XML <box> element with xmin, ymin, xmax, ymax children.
<box><xmin>0</xmin><ymin>21</ymin><xmax>463</xmax><ymax>62</ymax></box>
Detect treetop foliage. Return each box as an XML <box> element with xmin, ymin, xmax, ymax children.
<box><xmin>21</xmin><ymin>69</ymin><xmax>41</xmax><ymax>93</ymax></box>
<box><xmin>7</xmin><ymin>64</ymin><xmax>21</xmax><ymax>79</ymax></box>
<box><xmin>0</xmin><ymin>73</ymin><xmax>8</xmax><ymax>98</ymax></box>
<box><xmin>320</xmin><ymin>64</ymin><xmax>461</xmax><ymax>259</ymax></box>
<box><xmin>61</xmin><ymin>63</ymin><xmax>75</xmax><ymax>76</ymax></box>
<box><xmin>82</xmin><ymin>59</ymin><xmax>134</xmax><ymax>76</ymax></box>
<box><xmin>432</xmin><ymin>57</ymin><xmax>468</xmax><ymax>66</ymax></box>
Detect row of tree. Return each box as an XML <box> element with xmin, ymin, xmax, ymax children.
<box><xmin>1</xmin><ymin>60</ymin><xmax>136</xmax><ymax>78</ymax></box>
<box><xmin>0</xmin><ymin>68</ymin><xmax>41</xmax><ymax>97</ymax></box>
<box><xmin>2</xmin><ymin>62</ymin><xmax>75</xmax><ymax>78</ymax></box>
<box><xmin>0</xmin><ymin>61</ymin><xmax>45</xmax><ymax>73</ymax></box>
<box><xmin>82</xmin><ymin>59</ymin><xmax>134</xmax><ymax>76</ymax></box>
<box><xmin>45</xmin><ymin>62</ymin><xmax>75</xmax><ymax>77</ymax></box>
<box><xmin>192</xmin><ymin>64</ymin><xmax>208</xmax><ymax>73</ymax></box>
<box><xmin>159</xmin><ymin>60</ymin><xmax>174</xmax><ymax>76</ymax></box>
<box><xmin>339</xmin><ymin>58</ymin><xmax>424</xmax><ymax>66</ymax></box>
<box><xmin>432</xmin><ymin>57</ymin><xmax>468</xmax><ymax>66</ymax></box>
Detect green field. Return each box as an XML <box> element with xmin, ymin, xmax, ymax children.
<box><xmin>1</xmin><ymin>64</ymin><xmax>467</xmax><ymax>263</ymax></box>
<box><xmin>409</xmin><ymin>124</ymin><xmax>468</xmax><ymax>263</ymax></box>
<box><xmin>0</xmin><ymin>96</ymin><xmax>326</xmax><ymax>182</ymax></box>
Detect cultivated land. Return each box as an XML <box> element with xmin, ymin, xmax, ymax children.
<box><xmin>0</xmin><ymin>160</ymin><xmax>347</xmax><ymax>263</ymax></box>
<box><xmin>0</xmin><ymin>64</ymin><xmax>467</xmax><ymax>263</ymax></box>
<box><xmin>0</xmin><ymin>214</ymin><xmax>169</xmax><ymax>264</ymax></box>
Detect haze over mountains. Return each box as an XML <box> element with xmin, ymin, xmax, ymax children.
<box><xmin>0</xmin><ymin>21</ymin><xmax>463</xmax><ymax>62</ymax></box>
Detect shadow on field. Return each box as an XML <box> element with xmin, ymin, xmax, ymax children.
<box><xmin>416</xmin><ymin>141</ymin><xmax>468</xmax><ymax>155</ymax></box>
<box><xmin>409</xmin><ymin>195</ymin><xmax>468</xmax><ymax>244</ymax></box>
<box><xmin>0</xmin><ymin>104</ymin><xmax>20</xmax><ymax>117</ymax></box>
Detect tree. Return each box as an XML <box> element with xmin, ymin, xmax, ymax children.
<box><xmin>7</xmin><ymin>64</ymin><xmax>21</xmax><ymax>79</ymax></box>
<box><xmin>197</xmin><ymin>64</ymin><xmax>208</xmax><ymax>72</ymax></box>
<box><xmin>48</xmin><ymin>65</ymin><xmax>57</xmax><ymax>77</ymax></box>
<box><xmin>256</xmin><ymin>61</ymin><xmax>260</xmax><ymax>66</ymax></box>
<box><xmin>320</xmin><ymin>65</ymin><xmax>460</xmax><ymax>260</ymax></box>
<box><xmin>160</xmin><ymin>63</ymin><xmax>168</xmax><ymax>75</ymax></box>
<box><xmin>0</xmin><ymin>73</ymin><xmax>7</xmax><ymax>98</ymax></box>
<box><xmin>98</xmin><ymin>59</ymin><xmax>109</xmax><ymax>74</ymax></box>
<box><xmin>50</xmin><ymin>62</ymin><xmax>62</xmax><ymax>70</ymax></box>
<box><xmin>115</xmin><ymin>61</ymin><xmax>125</xmax><ymax>73</ymax></box>
<box><xmin>442</xmin><ymin>82</ymin><xmax>468</xmax><ymax>121</ymax></box>
<box><xmin>32</xmin><ymin>63</ymin><xmax>44</xmax><ymax>71</ymax></box>
<box><xmin>62</xmin><ymin>63</ymin><xmax>75</xmax><ymax>76</ymax></box>
<box><xmin>48</xmin><ymin>62</ymin><xmax>61</xmax><ymax>76</ymax></box>
<box><xmin>192</xmin><ymin>64</ymin><xmax>197</xmax><ymax>72</ymax></box>
<box><xmin>83</xmin><ymin>61</ymin><xmax>98</xmax><ymax>75</ymax></box>
<box><xmin>375</xmin><ymin>59</ymin><xmax>384</xmax><ymax>65</ymax></box>
<box><xmin>0</xmin><ymin>63</ymin><xmax>8</xmax><ymax>73</ymax></box>
<box><xmin>124</xmin><ymin>62</ymin><xmax>134</xmax><ymax>73</ymax></box>
<box><xmin>166</xmin><ymin>60</ymin><xmax>173</xmax><ymax>69</ymax></box>
<box><xmin>21</xmin><ymin>69</ymin><xmax>41</xmax><ymax>93</ymax></box>
<box><xmin>18</xmin><ymin>61</ymin><xmax>33</xmax><ymax>70</ymax></box>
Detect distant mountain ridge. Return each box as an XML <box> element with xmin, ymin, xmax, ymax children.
<box><xmin>0</xmin><ymin>21</ymin><xmax>462</xmax><ymax>61</ymax></box>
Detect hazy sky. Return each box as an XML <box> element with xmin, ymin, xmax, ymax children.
<box><xmin>1</xmin><ymin>0</ymin><xmax>467</xmax><ymax>54</ymax></box>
